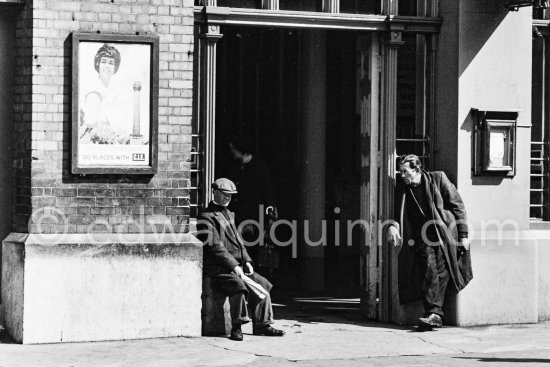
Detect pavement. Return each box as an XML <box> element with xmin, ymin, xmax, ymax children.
<box><xmin>1</xmin><ymin>297</ymin><xmax>550</xmax><ymax>367</ymax></box>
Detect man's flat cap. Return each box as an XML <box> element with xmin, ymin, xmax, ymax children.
<box><xmin>212</xmin><ymin>178</ymin><xmax>237</xmax><ymax>194</ymax></box>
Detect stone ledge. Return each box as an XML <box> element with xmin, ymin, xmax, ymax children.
<box><xmin>8</xmin><ymin>232</ymin><xmax>203</xmax><ymax>245</ymax></box>
<box><xmin>2</xmin><ymin>232</ymin><xmax>203</xmax><ymax>344</ymax></box>
<box><xmin>4</xmin><ymin>233</ymin><xmax>203</xmax><ymax>260</ymax></box>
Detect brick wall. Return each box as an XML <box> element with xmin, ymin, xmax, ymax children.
<box><xmin>14</xmin><ymin>0</ymin><xmax>195</xmax><ymax>235</ymax></box>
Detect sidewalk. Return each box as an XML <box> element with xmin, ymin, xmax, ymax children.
<box><xmin>1</xmin><ymin>298</ymin><xmax>549</xmax><ymax>367</ymax></box>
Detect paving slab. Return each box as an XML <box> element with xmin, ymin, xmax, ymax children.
<box><xmin>202</xmin><ymin>318</ymin><xmax>453</xmax><ymax>361</ymax></box>
<box><xmin>1</xmin><ymin>319</ymin><xmax>550</xmax><ymax>367</ymax></box>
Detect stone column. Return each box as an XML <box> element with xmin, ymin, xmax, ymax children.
<box><xmin>199</xmin><ymin>25</ymin><xmax>222</xmax><ymax>205</ymax></box>
<box><xmin>299</xmin><ymin>29</ymin><xmax>327</xmax><ymax>292</ymax></box>
<box><xmin>2</xmin><ymin>0</ymin><xmax>204</xmax><ymax>344</ymax></box>
<box><xmin>197</xmin><ymin>23</ymin><xmax>230</xmax><ymax>336</ymax></box>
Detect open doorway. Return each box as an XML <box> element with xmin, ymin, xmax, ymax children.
<box><xmin>214</xmin><ymin>26</ymin><xmax>366</xmax><ymax>307</ymax></box>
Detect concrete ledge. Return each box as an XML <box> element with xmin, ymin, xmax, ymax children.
<box><xmin>392</xmin><ymin>230</ymin><xmax>545</xmax><ymax>326</ymax></box>
<box><xmin>537</xmin><ymin>230</ymin><xmax>550</xmax><ymax>320</ymax></box>
<box><xmin>453</xmin><ymin>233</ymin><xmax>538</xmax><ymax>326</ymax></box>
<box><xmin>201</xmin><ymin>276</ymin><xmax>231</xmax><ymax>336</ymax></box>
<box><xmin>1</xmin><ymin>233</ymin><xmax>203</xmax><ymax>344</ymax></box>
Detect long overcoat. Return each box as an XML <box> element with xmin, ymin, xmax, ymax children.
<box><xmin>197</xmin><ymin>202</ymin><xmax>273</xmax><ymax>296</ymax></box>
<box><xmin>395</xmin><ymin>170</ymin><xmax>473</xmax><ymax>304</ymax></box>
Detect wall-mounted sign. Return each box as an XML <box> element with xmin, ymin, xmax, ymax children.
<box><xmin>473</xmin><ymin>109</ymin><xmax>518</xmax><ymax>177</ymax></box>
<box><xmin>71</xmin><ymin>32</ymin><xmax>159</xmax><ymax>174</ymax></box>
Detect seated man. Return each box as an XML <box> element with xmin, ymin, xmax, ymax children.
<box><xmin>197</xmin><ymin>178</ymin><xmax>285</xmax><ymax>341</ymax></box>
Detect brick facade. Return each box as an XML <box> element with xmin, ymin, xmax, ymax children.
<box><xmin>13</xmin><ymin>0</ymin><xmax>195</xmax><ymax>235</ymax></box>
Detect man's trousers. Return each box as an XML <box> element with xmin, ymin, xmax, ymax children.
<box><xmin>423</xmin><ymin>245</ymin><xmax>450</xmax><ymax>316</ymax></box>
<box><xmin>228</xmin><ymin>288</ymin><xmax>274</xmax><ymax>327</ymax></box>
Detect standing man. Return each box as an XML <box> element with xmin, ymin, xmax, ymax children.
<box><xmin>197</xmin><ymin>178</ymin><xmax>285</xmax><ymax>341</ymax></box>
<box><xmin>387</xmin><ymin>154</ymin><xmax>473</xmax><ymax>330</ymax></box>
<box><xmin>223</xmin><ymin>133</ymin><xmax>278</xmax><ymax>264</ymax></box>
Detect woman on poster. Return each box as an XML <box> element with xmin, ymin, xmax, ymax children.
<box><xmin>79</xmin><ymin>43</ymin><xmax>133</xmax><ymax>144</ymax></box>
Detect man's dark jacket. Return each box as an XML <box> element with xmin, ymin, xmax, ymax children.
<box><xmin>395</xmin><ymin>170</ymin><xmax>473</xmax><ymax>304</ymax></box>
<box><xmin>197</xmin><ymin>202</ymin><xmax>272</xmax><ymax>296</ymax></box>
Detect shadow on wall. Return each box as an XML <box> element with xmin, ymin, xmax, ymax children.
<box><xmin>458</xmin><ymin>2</ymin><xmax>509</xmax><ymax>77</ymax></box>
<box><xmin>0</xmin><ymin>7</ymin><xmax>16</xmax><ymax>297</ymax></box>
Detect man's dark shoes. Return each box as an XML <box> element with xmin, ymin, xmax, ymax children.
<box><xmin>253</xmin><ymin>325</ymin><xmax>285</xmax><ymax>337</ymax></box>
<box><xmin>418</xmin><ymin>313</ymin><xmax>443</xmax><ymax>330</ymax></box>
<box><xmin>230</xmin><ymin>326</ymin><xmax>243</xmax><ymax>341</ymax></box>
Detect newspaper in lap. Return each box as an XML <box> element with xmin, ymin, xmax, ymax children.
<box><xmin>241</xmin><ymin>274</ymin><xmax>269</xmax><ymax>300</ymax></box>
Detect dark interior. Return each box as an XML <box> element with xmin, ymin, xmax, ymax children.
<box><xmin>214</xmin><ymin>26</ymin><xmax>362</xmax><ymax>298</ymax></box>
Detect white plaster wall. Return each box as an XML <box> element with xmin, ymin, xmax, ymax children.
<box><xmin>538</xmin><ymin>235</ymin><xmax>550</xmax><ymax>320</ymax></box>
<box><xmin>455</xmin><ymin>233</ymin><xmax>538</xmax><ymax>326</ymax></box>
<box><xmin>432</xmin><ymin>2</ymin><xmax>538</xmax><ymax>326</ymax></box>
<box><xmin>24</xmin><ymin>253</ymin><xmax>202</xmax><ymax>344</ymax></box>
<box><xmin>455</xmin><ymin>6</ymin><xmax>535</xmax><ymax>326</ymax></box>
<box><xmin>457</xmin><ymin>7</ymin><xmax>532</xmax><ymax>227</ymax></box>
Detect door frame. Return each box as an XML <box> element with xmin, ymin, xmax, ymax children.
<box><xmin>193</xmin><ymin>4</ymin><xmax>441</xmax><ymax>321</ymax></box>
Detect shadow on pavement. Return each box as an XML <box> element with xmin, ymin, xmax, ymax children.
<box><xmin>455</xmin><ymin>357</ymin><xmax>550</xmax><ymax>363</ymax></box>
<box><xmin>271</xmin><ymin>292</ymin><xmax>412</xmax><ymax>332</ymax></box>
<box><xmin>0</xmin><ymin>326</ymin><xmax>16</xmax><ymax>344</ymax></box>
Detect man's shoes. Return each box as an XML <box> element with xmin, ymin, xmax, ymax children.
<box><xmin>253</xmin><ymin>325</ymin><xmax>285</xmax><ymax>337</ymax></box>
<box><xmin>230</xmin><ymin>326</ymin><xmax>243</xmax><ymax>341</ymax></box>
<box><xmin>418</xmin><ymin>313</ymin><xmax>443</xmax><ymax>329</ymax></box>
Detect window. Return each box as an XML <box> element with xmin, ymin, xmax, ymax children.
<box><xmin>531</xmin><ymin>25</ymin><xmax>550</xmax><ymax>220</ymax></box>
<box><xmin>280</xmin><ymin>0</ymin><xmax>320</xmax><ymax>11</ymax></box>
<box><xmin>193</xmin><ymin>0</ymin><xmax>427</xmax><ymax>14</ymax></box>
<box><xmin>340</xmin><ymin>0</ymin><xmax>381</xmax><ymax>14</ymax></box>
<box><xmin>396</xmin><ymin>33</ymin><xmax>433</xmax><ymax>169</ymax></box>
<box><xmin>217</xmin><ymin>0</ymin><xmax>259</xmax><ymax>8</ymax></box>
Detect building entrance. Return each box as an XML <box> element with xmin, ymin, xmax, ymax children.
<box><xmin>213</xmin><ymin>26</ymin><xmax>379</xmax><ymax>315</ymax></box>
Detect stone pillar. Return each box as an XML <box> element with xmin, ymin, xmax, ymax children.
<box><xmin>299</xmin><ymin>29</ymin><xmax>327</xmax><ymax>292</ymax></box>
<box><xmin>199</xmin><ymin>25</ymin><xmax>222</xmax><ymax>205</ymax></box>
<box><xmin>197</xmin><ymin>24</ymin><xmax>230</xmax><ymax>335</ymax></box>
<box><xmin>2</xmin><ymin>0</ymin><xmax>203</xmax><ymax>343</ymax></box>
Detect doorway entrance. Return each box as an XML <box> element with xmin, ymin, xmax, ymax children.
<box><xmin>213</xmin><ymin>26</ymin><xmax>380</xmax><ymax>315</ymax></box>
<box><xmin>194</xmin><ymin>5</ymin><xmax>439</xmax><ymax>324</ymax></box>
